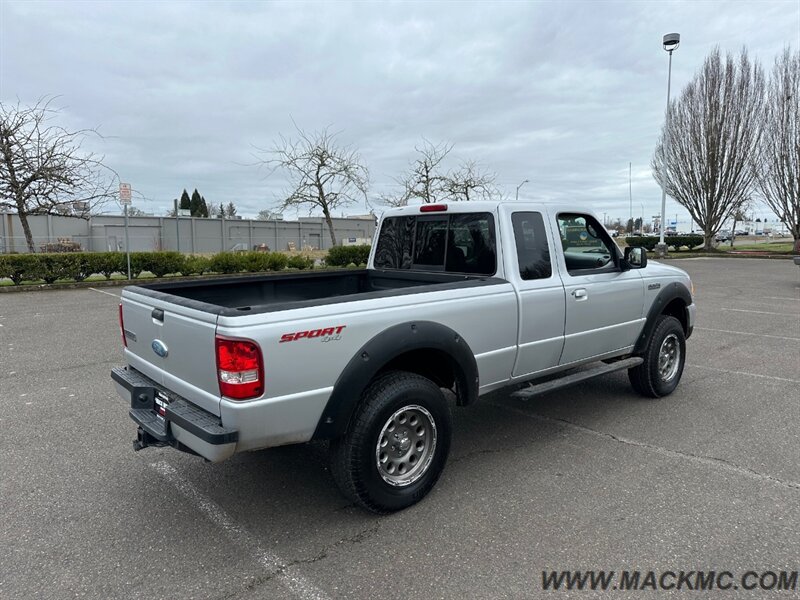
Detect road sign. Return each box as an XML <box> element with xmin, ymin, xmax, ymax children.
<box><xmin>119</xmin><ymin>183</ymin><xmax>132</xmax><ymax>204</ymax></box>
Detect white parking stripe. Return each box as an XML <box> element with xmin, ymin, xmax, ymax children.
<box><xmin>687</xmin><ymin>364</ymin><xmax>800</xmax><ymax>384</ymax></box>
<box><xmin>764</xmin><ymin>296</ymin><xmax>800</xmax><ymax>302</ymax></box>
<box><xmin>88</xmin><ymin>287</ymin><xmax>120</xmax><ymax>298</ymax></box>
<box><xmin>150</xmin><ymin>461</ymin><xmax>330</xmax><ymax>600</ymax></box>
<box><xmin>695</xmin><ymin>327</ymin><xmax>800</xmax><ymax>341</ymax></box>
<box><xmin>720</xmin><ymin>307</ymin><xmax>799</xmax><ymax>317</ymax></box>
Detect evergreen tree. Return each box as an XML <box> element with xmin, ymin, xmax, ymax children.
<box><xmin>218</xmin><ymin>202</ymin><xmax>225</xmax><ymax>218</ymax></box>
<box><xmin>226</xmin><ymin>201</ymin><xmax>237</xmax><ymax>218</ymax></box>
<box><xmin>190</xmin><ymin>188</ymin><xmax>202</xmax><ymax>217</ymax></box>
<box><xmin>179</xmin><ymin>189</ymin><xmax>191</xmax><ymax>210</ymax></box>
<box><xmin>200</xmin><ymin>195</ymin><xmax>209</xmax><ymax>218</ymax></box>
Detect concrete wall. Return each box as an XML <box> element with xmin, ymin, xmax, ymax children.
<box><xmin>0</xmin><ymin>212</ymin><xmax>376</xmax><ymax>254</ymax></box>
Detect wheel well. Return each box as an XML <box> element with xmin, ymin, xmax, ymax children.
<box><xmin>377</xmin><ymin>348</ymin><xmax>466</xmax><ymax>404</ymax></box>
<box><xmin>662</xmin><ymin>298</ymin><xmax>688</xmax><ymax>334</ymax></box>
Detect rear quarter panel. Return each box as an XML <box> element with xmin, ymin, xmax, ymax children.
<box><xmin>216</xmin><ymin>281</ymin><xmax>517</xmax><ymax>450</ymax></box>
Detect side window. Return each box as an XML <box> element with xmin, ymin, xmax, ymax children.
<box><xmin>557</xmin><ymin>213</ymin><xmax>617</xmax><ymax>273</ymax></box>
<box><xmin>511</xmin><ymin>212</ymin><xmax>552</xmax><ymax>280</ymax></box>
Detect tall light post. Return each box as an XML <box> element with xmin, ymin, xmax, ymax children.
<box><xmin>656</xmin><ymin>32</ymin><xmax>680</xmax><ymax>258</ymax></box>
<box><xmin>515</xmin><ymin>179</ymin><xmax>529</xmax><ymax>201</ymax></box>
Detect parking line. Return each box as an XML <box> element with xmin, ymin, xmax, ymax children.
<box><xmin>695</xmin><ymin>327</ymin><xmax>800</xmax><ymax>342</ymax></box>
<box><xmin>150</xmin><ymin>461</ymin><xmax>330</xmax><ymax>600</ymax></box>
<box><xmin>88</xmin><ymin>287</ymin><xmax>120</xmax><ymax>298</ymax></box>
<box><xmin>720</xmin><ymin>307</ymin><xmax>799</xmax><ymax>317</ymax></box>
<box><xmin>687</xmin><ymin>364</ymin><xmax>800</xmax><ymax>383</ymax></box>
<box><xmin>764</xmin><ymin>296</ymin><xmax>800</xmax><ymax>302</ymax></box>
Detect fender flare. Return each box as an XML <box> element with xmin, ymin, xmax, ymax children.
<box><xmin>312</xmin><ymin>321</ymin><xmax>478</xmax><ymax>440</ymax></box>
<box><xmin>633</xmin><ymin>282</ymin><xmax>692</xmax><ymax>354</ymax></box>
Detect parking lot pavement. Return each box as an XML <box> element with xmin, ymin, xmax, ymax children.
<box><xmin>1</xmin><ymin>258</ymin><xmax>798</xmax><ymax>599</ymax></box>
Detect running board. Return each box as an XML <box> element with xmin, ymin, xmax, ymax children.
<box><xmin>510</xmin><ymin>357</ymin><xmax>644</xmax><ymax>400</ymax></box>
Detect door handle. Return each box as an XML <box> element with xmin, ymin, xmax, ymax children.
<box><xmin>572</xmin><ymin>288</ymin><xmax>588</xmax><ymax>301</ymax></box>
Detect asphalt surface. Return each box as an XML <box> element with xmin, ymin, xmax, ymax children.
<box><xmin>1</xmin><ymin>258</ymin><xmax>798</xmax><ymax>599</ymax></box>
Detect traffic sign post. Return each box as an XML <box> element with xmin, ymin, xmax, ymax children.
<box><xmin>120</xmin><ymin>183</ymin><xmax>132</xmax><ymax>279</ymax></box>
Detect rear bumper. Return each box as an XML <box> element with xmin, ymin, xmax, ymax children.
<box><xmin>793</xmin><ymin>256</ymin><xmax>800</xmax><ymax>266</ymax></box>
<box><xmin>111</xmin><ymin>366</ymin><xmax>238</xmax><ymax>462</ymax></box>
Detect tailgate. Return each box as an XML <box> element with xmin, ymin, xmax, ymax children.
<box><xmin>121</xmin><ymin>289</ymin><xmax>221</xmax><ymax>416</ymax></box>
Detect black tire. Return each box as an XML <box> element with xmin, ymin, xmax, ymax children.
<box><xmin>628</xmin><ymin>315</ymin><xmax>686</xmax><ymax>398</ymax></box>
<box><xmin>330</xmin><ymin>371</ymin><xmax>452</xmax><ymax>513</ymax></box>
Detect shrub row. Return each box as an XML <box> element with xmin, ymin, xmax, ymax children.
<box><xmin>0</xmin><ymin>250</ymin><xmax>315</xmax><ymax>285</ymax></box>
<box><xmin>326</xmin><ymin>245</ymin><xmax>371</xmax><ymax>267</ymax></box>
<box><xmin>624</xmin><ymin>235</ymin><xmax>704</xmax><ymax>252</ymax></box>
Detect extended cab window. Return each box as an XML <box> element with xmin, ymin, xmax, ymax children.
<box><xmin>511</xmin><ymin>212</ymin><xmax>552</xmax><ymax>280</ymax></box>
<box><xmin>557</xmin><ymin>213</ymin><xmax>617</xmax><ymax>274</ymax></box>
<box><xmin>374</xmin><ymin>213</ymin><xmax>496</xmax><ymax>275</ymax></box>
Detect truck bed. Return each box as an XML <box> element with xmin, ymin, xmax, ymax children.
<box><xmin>127</xmin><ymin>269</ymin><xmax>503</xmax><ymax>315</ymax></box>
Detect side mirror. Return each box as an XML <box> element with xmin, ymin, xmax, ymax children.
<box><xmin>624</xmin><ymin>246</ymin><xmax>647</xmax><ymax>269</ymax></box>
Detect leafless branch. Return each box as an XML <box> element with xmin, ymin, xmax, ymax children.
<box><xmin>255</xmin><ymin>124</ymin><xmax>369</xmax><ymax>246</ymax></box>
<box><xmin>0</xmin><ymin>97</ymin><xmax>118</xmax><ymax>252</ymax></box>
<box><xmin>652</xmin><ymin>47</ymin><xmax>766</xmax><ymax>250</ymax></box>
<box><xmin>753</xmin><ymin>47</ymin><xmax>800</xmax><ymax>241</ymax></box>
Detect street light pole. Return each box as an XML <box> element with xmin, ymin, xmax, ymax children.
<box><xmin>515</xmin><ymin>179</ymin><xmax>529</xmax><ymax>201</ymax></box>
<box><xmin>657</xmin><ymin>32</ymin><xmax>680</xmax><ymax>258</ymax></box>
<box><xmin>629</xmin><ymin>162</ymin><xmax>633</xmax><ymax>232</ymax></box>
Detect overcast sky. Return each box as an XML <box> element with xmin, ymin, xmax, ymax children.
<box><xmin>2</xmin><ymin>0</ymin><xmax>798</xmax><ymax>224</ymax></box>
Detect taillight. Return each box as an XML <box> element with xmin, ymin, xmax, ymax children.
<box><xmin>215</xmin><ymin>335</ymin><xmax>264</xmax><ymax>400</ymax></box>
<box><xmin>119</xmin><ymin>303</ymin><xmax>127</xmax><ymax>347</ymax></box>
<box><xmin>420</xmin><ymin>204</ymin><xmax>447</xmax><ymax>212</ymax></box>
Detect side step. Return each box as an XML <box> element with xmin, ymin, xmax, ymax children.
<box><xmin>510</xmin><ymin>357</ymin><xmax>643</xmax><ymax>400</ymax></box>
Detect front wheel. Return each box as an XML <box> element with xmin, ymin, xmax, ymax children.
<box><xmin>330</xmin><ymin>371</ymin><xmax>452</xmax><ymax>513</ymax></box>
<box><xmin>628</xmin><ymin>315</ymin><xmax>686</xmax><ymax>398</ymax></box>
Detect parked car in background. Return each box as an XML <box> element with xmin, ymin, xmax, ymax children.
<box><xmin>715</xmin><ymin>230</ymin><xmax>732</xmax><ymax>243</ymax></box>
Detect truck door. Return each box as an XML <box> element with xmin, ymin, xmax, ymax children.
<box><xmin>503</xmin><ymin>209</ymin><xmax>566</xmax><ymax>377</ymax></box>
<box><xmin>554</xmin><ymin>212</ymin><xmax>645</xmax><ymax>365</ymax></box>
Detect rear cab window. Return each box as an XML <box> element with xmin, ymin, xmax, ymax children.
<box><xmin>374</xmin><ymin>212</ymin><xmax>497</xmax><ymax>275</ymax></box>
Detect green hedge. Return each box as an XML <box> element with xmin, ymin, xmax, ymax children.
<box><xmin>0</xmin><ymin>250</ymin><xmax>316</xmax><ymax>286</ymax></box>
<box><xmin>326</xmin><ymin>245</ymin><xmax>371</xmax><ymax>267</ymax></box>
<box><xmin>624</xmin><ymin>235</ymin><xmax>703</xmax><ymax>252</ymax></box>
<box><xmin>181</xmin><ymin>255</ymin><xmax>212</xmax><ymax>276</ymax></box>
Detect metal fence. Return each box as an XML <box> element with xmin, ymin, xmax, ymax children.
<box><xmin>0</xmin><ymin>212</ymin><xmax>375</xmax><ymax>254</ymax></box>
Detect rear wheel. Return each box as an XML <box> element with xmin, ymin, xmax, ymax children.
<box><xmin>330</xmin><ymin>371</ymin><xmax>452</xmax><ymax>513</ymax></box>
<box><xmin>628</xmin><ymin>315</ymin><xmax>686</xmax><ymax>398</ymax></box>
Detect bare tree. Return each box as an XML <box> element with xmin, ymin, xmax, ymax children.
<box><xmin>0</xmin><ymin>98</ymin><xmax>117</xmax><ymax>252</ymax></box>
<box><xmin>754</xmin><ymin>47</ymin><xmax>799</xmax><ymax>241</ymax></box>
<box><xmin>385</xmin><ymin>140</ymin><xmax>453</xmax><ymax>206</ymax></box>
<box><xmin>258</xmin><ymin>126</ymin><xmax>369</xmax><ymax>246</ymax></box>
<box><xmin>384</xmin><ymin>140</ymin><xmax>498</xmax><ymax>206</ymax></box>
<box><xmin>652</xmin><ymin>48</ymin><xmax>766</xmax><ymax>250</ymax></box>
<box><xmin>446</xmin><ymin>159</ymin><xmax>498</xmax><ymax>202</ymax></box>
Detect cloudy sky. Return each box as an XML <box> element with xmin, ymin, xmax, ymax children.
<box><xmin>2</xmin><ymin>0</ymin><xmax>798</xmax><ymax>224</ymax></box>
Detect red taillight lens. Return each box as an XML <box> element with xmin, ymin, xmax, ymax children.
<box><xmin>119</xmin><ymin>303</ymin><xmax>127</xmax><ymax>347</ymax></box>
<box><xmin>420</xmin><ymin>204</ymin><xmax>447</xmax><ymax>212</ymax></box>
<box><xmin>215</xmin><ymin>335</ymin><xmax>264</xmax><ymax>400</ymax></box>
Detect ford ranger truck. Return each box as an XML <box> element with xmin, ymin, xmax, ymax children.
<box><xmin>112</xmin><ymin>202</ymin><xmax>696</xmax><ymax>513</ymax></box>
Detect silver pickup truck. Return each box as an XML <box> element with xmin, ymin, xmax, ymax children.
<box><xmin>112</xmin><ymin>201</ymin><xmax>695</xmax><ymax>513</ymax></box>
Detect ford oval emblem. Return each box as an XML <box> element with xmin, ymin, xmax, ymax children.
<box><xmin>151</xmin><ymin>339</ymin><xmax>168</xmax><ymax>358</ymax></box>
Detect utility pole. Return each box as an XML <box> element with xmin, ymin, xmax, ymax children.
<box><xmin>629</xmin><ymin>162</ymin><xmax>633</xmax><ymax>232</ymax></box>
<box><xmin>657</xmin><ymin>32</ymin><xmax>681</xmax><ymax>257</ymax></box>
<box><xmin>174</xmin><ymin>198</ymin><xmax>180</xmax><ymax>253</ymax></box>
